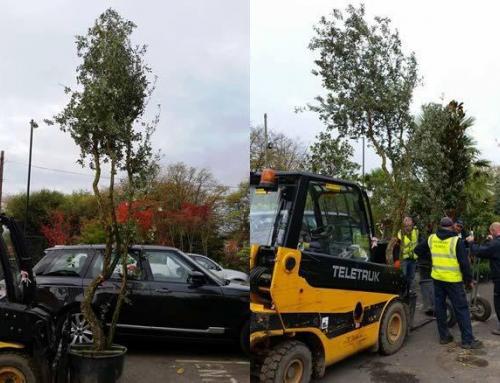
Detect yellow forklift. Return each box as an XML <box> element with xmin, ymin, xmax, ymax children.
<box><xmin>0</xmin><ymin>214</ymin><xmax>68</xmax><ymax>383</ymax></box>
<box><xmin>250</xmin><ymin>170</ymin><xmax>415</xmax><ymax>382</ymax></box>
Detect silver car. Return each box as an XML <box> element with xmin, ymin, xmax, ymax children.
<box><xmin>188</xmin><ymin>254</ymin><xmax>249</xmax><ymax>284</ymax></box>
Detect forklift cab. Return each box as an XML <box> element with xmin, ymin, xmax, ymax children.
<box><xmin>249</xmin><ymin>171</ymin><xmax>411</xmax><ymax>382</ymax></box>
<box><xmin>0</xmin><ymin>214</ymin><xmax>64</xmax><ymax>383</ymax></box>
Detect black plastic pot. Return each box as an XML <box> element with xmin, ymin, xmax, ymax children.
<box><xmin>69</xmin><ymin>344</ymin><xmax>127</xmax><ymax>383</ymax></box>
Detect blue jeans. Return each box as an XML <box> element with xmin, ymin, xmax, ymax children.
<box><xmin>400</xmin><ymin>259</ymin><xmax>417</xmax><ymax>291</ymax></box>
<box><xmin>434</xmin><ymin>280</ymin><xmax>474</xmax><ymax>345</ymax></box>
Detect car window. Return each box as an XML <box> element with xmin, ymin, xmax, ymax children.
<box><xmin>194</xmin><ymin>256</ymin><xmax>220</xmax><ymax>271</ymax></box>
<box><xmin>90</xmin><ymin>252</ymin><xmax>144</xmax><ymax>281</ymax></box>
<box><xmin>42</xmin><ymin>250</ymin><xmax>91</xmax><ymax>277</ymax></box>
<box><xmin>146</xmin><ymin>250</ymin><xmax>194</xmax><ymax>283</ymax></box>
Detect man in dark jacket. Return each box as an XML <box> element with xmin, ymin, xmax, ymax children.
<box><xmin>466</xmin><ymin>222</ymin><xmax>500</xmax><ymax>335</ymax></box>
<box><xmin>415</xmin><ymin>217</ymin><xmax>482</xmax><ymax>349</ymax></box>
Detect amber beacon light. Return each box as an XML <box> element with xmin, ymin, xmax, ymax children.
<box><xmin>260</xmin><ymin>168</ymin><xmax>277</xmax><ymax>187</ymax></box>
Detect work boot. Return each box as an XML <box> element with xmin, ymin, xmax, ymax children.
<box><xmin>461</xmin><ymin>339</ymin><xmax>484</xmax><ymax>349</ymax></box>
<box><xmin>492</xmin><ymin>327</ymin><xmax>500</xmax><ymax>336</ymax></box>
<box><xmin>439</xmin><ymin>334</ymin><xmax>454</xmax><ymax>345</ymax></box>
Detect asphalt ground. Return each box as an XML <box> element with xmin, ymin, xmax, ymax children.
<box><xmin>318</xmin><ymin>281</ymin><xmax>500</xmax><ymax>383</ymax></box>
<box><xmin>119</xmin><ymin>283</ymin><xmax>498</xmax><ymax>383</ymax></box>
<box><xmin>122</xmin><ymin>340</ymin><xmax>249</xmax><ymax>383</ymax></box>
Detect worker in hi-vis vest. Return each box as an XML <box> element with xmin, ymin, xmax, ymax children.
<box><xmin>415</xmin><ymin>217</ymin><xmax>483</xmax><ymax>349</ymax></box>
<box><xmin>396</xmin><ymin>216</ymin><xmax>420</xmax><ymax>290</ymax></box>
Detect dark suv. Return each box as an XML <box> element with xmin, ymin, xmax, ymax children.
<box><xmin>33</xmin><ymin>245</ymin><xmax>249</xmax><ymax>352</ymax></box>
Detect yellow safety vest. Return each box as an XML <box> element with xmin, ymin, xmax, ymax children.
<box><xmin>428</xmin><ymin>234</ymin><xmax>462</xmax><ymax>283</ymax></box>
<box><xmin>397</xmin><ymin>228</ymin><xmax>419</xmax><ymax>260</ymax></box>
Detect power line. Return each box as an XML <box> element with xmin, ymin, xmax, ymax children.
<box><xmin>4</xmin><ymin>159</ymin><xmax>242</xmax><ymax>189</ymax></box>
<box><xmin>5</xmin><ymin>159</ymin><xmax>111</xmax><ymax>179</ymax></box>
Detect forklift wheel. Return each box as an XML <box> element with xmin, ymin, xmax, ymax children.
<box><xmin>260</xmin><ymin>340</ymin><xmax>312</xmax><ymax>383</ymax></box>
<box><xmin>379</xmin><ymin>300</ymin><xmax>408</xmax><ymax>355</ymax></box>
<box><xmin>471</xmin><ymin>297</ymin><xmax>492</xmax><ymax>322</ymax></box>
<box><xmin>0</xmin><ymin>352</ymin><xmax>39</xmax><ymax>383</ymax></box>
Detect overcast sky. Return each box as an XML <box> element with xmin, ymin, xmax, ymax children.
<box><xmin>251</xmin><ymin>0</ymin><xmax>499</xmax><ymax>172</ymax></box>
<box><xmin>0</xmin><ymin>0</ymin><xmax>249</xmax><ymax>196</ymax></box>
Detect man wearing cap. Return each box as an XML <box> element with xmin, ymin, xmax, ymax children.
<box><xmin>415</xmin><ymin>217</ymin><xmax>482</xmax><ymax>349</ymax></box>
<box><xmin>466</xmin><ymin>222</ymin><xmax>500</xmax><ymax>335</ymax></box>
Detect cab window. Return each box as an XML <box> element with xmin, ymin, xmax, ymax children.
<box><xmin>300</xmin><ymin>181</ymin><xmax>371</xmax><ymax>261</ymax></box>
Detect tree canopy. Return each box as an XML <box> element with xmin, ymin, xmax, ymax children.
<box><xmin>308</xmin><ymin>4</ymin><xmax>421</xmax><ymax>234</ymax></box>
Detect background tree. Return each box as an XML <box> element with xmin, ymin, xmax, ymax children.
<box><xmin>150</xmin><ymin>163</ymin><xmax>226</xmax><ymax>254</ymax></box>
<box><xmin>492</xmin><ymin>166</ymin><xmax>500</xmax><ymax>219</ymax></box>
<box><xmin>411</xmin><ymin>101</ymin><xmax>491</xmax><ymax>227</ymax></box>
<box><xmin>364</xmin><ymin>168</ymin><xmax>393</xmax><ymax>238</ymax></box>
<box><xmin>308</xmin><ymin>4</ymin><xmax>420</xmax><ymax>239</ymax></box>
<box><xmin>51</xmin><ymin>8</ymin><xmax>158</xmax><ymax>351</ymax></box>
<box><xmin>6</xmin><ymin>190</ymin><xmax>65</xmax><ymax>235</ymax></box>
<box><xmin>308</xmin><ymin>131</ymin><xmax>359</xmax><ymax>179</ymax></box>
<box><xmin>219</xmin><ymin>182</ymin><xmax>250</xmax><ymax>270</ymax></box>
<box><xmin>250</xmin><ymin>126</ymin><xmax>308</xmax><ymax>171</ymax></box>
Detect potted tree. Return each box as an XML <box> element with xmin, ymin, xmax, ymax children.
<box><xmin>50</xmin><ymin>8</ymin><xmax>158</xmax><ymax>383</ymax></box>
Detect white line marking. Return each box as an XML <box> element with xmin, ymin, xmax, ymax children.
<box><xmin>175</xmin><ymin>360</ymin><xmax>250</xmax><ymax>365</ymax></box>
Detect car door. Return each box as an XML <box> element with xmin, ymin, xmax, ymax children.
<box><xmin>143</xmin><ymin>249</ymin><xmax>229</xmax><ymax>335</ymax></box>
<box><xmin>87</xmin><ymin>250</ymin><xmax>153</xmax><ymax>327</ymax></box>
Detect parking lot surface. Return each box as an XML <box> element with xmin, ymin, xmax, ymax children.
<box><xmin>123</xmin><ymin>341</ymin><xmax>249</xmax><ymax>383</ymax></box>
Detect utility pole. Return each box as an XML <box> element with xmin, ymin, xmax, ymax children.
<box><xmin>0</xmin><ymin>150</ymin><xmax>4</xmax><ymax>212</ymax></box>
<box><xmin>264</xmin><ymin>113</ymin><xmax>269</xmax><ymax>168</ymax></box>
<box><xmin>25</xmin><ymin>119</ymin><xmax>38</xmax><ymax>235</ymax></box>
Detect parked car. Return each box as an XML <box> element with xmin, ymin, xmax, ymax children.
<box><xmin>187</xmin><ymin>253</ymin><xmax>249</xmax><ymax>284</ymax></box>
<box><xmin>33</xmin><ymin>245</ymin><xmax>250</xmax><ymax>353</ymax></box>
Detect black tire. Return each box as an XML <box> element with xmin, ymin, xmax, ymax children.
<box><xmin>446</xmin><ymin>300</ymin><xmax>457</xmax><ymax>328</ymax></box>
<box><xmin>379</xmin><ymin>300</ymin><xmax>408</xmax><ymax>355</ymax></box>
<box><xmin>471</xmin><ymin>296</ymin><xmax>492</xmax><ymax>321</ymax></box>
<box><xmin>260</xmin><ymin>340</ymin><xmax>312</xmax><ymax>383</ymax></box>
<box><xmin>0</xmin><ymin>352</ymin><xmax>40</xmax><ymax>383</ymax></box>
<box><xmin>240</xmin><ymin>320</ymin><xmax>250</xmax><ymax>356</ymax></box>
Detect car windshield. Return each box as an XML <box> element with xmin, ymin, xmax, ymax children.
<box><xmin>40</xmin><ymin>250</ymin><xmax>91</xmax><ymax>277</ymax></box>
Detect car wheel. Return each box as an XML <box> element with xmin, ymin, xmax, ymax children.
<box><xmin>61</xmin><ymin>309</ymin><xmax>94</xmax><ymax>345</ymax></box>
<box><xmin>260</xmin><ymin>340</ymin><xmax>312</xmax><ymax>383</ymax></box>
<box><xmin>0</xmin><ymin>352</ymin><xmax>40</xmax><ymax>383</ymax></box>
